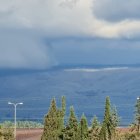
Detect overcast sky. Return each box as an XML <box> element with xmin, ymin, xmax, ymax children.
<box><xmin>0</xmin><ymin>0</ymin><xmax>140</xmax><ymax>69</ymax></box>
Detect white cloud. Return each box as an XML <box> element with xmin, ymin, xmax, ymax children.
<box><xmin>0</xmin><ymin>0</ymin><xmax>140</xmax><ymax>39</ymax></box>
<box><xmin>0</xmin><ymin>0</ymin><xmax>94</xmax><ymax>36</ymax></box>
<box><xmin>92</xmin><ymin>19</ymin><xmax>140</xmax><ymax>38</ymax></box>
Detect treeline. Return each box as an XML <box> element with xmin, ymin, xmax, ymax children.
<box><xmin>0</xmin><ymin>96</ymin><xmax>140</xmax><ymax>140</ymax></box>
<box><xmin>41</xmin><ymin>96</ymin><xmax>140</xmax><ymax>140</ymax></box>
<box><xmin>0</xmin><ymin>121</ymin><xmax>43</xmax><ymax>128</ymax></box>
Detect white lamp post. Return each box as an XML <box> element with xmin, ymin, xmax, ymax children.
<box><xmin>136</xmin><ymin>97</ymin><xmax>140</xmax><ymax>132</ymax></box>
<box><xmin>8</xmin><ymin>102</ymin><xmax>23</xmax><ymax>139</ymax></box>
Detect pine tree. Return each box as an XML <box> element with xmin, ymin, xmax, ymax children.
<box><xmin>64</xmin><ymin>106</ymin><xmax>78</xmax><ymax>140</ymax></box>
<box><xmin>79</xmin><ymin>113</ymin><xmax>89</xmax><ymax>140</ymax></box>
<box><xmin>99</xmin><ymin>96</ymin><xmax>113</xmax><ymax>140</ymax></box>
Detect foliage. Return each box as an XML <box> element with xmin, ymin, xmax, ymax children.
<box><xmin>89</xmin><ymin>116</ymin><xmax>100</xmax><ymax>140</ymax></box>
<box><xmin>78</xmin><ymin>114</ymin><xmax>89</xmax><ymax>140</ymax></box>
<box><xmin>118</xmin><ymin>132</ymin><xmax>140</xmax><ymax>140</ymax></box>
<box><xmin>0</xmin><ymin>121</ymin><xmax>43</xmax><ymax>128</ymax></box>
<box><xmin>41</xmin><ymin>97</ymin><xmax>66</xmax><ymax>140</ymax></box>
<box><xmin>0</xmin><ymin>126</ymin><xmax>14</xmax><ymax>140</ymax></box>
<box><xmin>99</xmin><ymin>96</ymin><xmax>115</xmax><ymax>140</ymax></box>
<box><xmin>111</xmin><ymin>106</ymin><xmax>120</xmax><ymax>128</ymax></box>
<box><xmin>2</xmin><ymin>96</ymin><xmax>140</xmax><ymax>140</ymax></box>
<box><xmin>91</xmin><ymin>116</ymin><xmax>100</xmax><ymax>129</ymax></box>
<box><xmin>63</xmin><ymin>106</ymin><xmax>79</xmax><ymax>140</ymax></box>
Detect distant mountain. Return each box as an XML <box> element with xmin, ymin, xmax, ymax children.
<box><xmin>0</xmin><ymin>65</ymin><xmax>140</xmax><ymax>125</ymax></box>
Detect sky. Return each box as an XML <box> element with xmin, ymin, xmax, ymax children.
<box><xmin>0</xmin><ymin>0</ymin><xmax>140</xmax><ymax>69</ymax></box>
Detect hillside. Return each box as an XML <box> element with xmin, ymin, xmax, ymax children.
<box><xmin>0</xmin><ymin>66</ymin><xmax>139</xmax><ymax>125</ymax></box>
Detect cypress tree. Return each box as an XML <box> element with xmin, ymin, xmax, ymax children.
<box><xmin>58</xmin><ymin>96</ymin><xmax>66</xmax><ymax>139</ymax></box>
<box><xmin>111</xmin><ymin>106</ymin><xmax>119</xmax><ymax>129</ymax></box>
<box><xmin>91</xmin><ymin>116</ymin><xmax>100</xmax><ymax>130</ymax></box>
<box><xmin>41</xmin><ymin>97</ymin><xmax>66</xmax><ymax>140</ymax></box>
<box><xmin>41</xmin><ymin>98</ymin><xmax>59</xmax><ymax>140</ymax></box>
<box><xmin>60</xmin><ymin>96</ymin><xmax>66</xmax><ymax>129</ymax></box>
<box><xmin>79</xmin><ymin>113</ymin><xmax>89</xmax><ymax>140</ymax></box>
<box><xmin>99</xmin><ymin>96</ymin><xmax>113</xmax><ymax>140</ymax></box>
<box><xmin>61</xmin><ymin>96</ymin><xmax>66</xmax><ymax>116</ymax></box>
<box><xmin>89</xmin><ymin>116</ymin><xmax>100</xmax><ymax>140</ymax></box>
<box><xmin>64</xmin><ymin>106</ymin><xmax>78</xmax><ymax>140</ymax></box>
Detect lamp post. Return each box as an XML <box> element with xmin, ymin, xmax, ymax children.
<box><xmin>8</xmin><ymin>102</ymin><xmax>23</xmax><ymax>139</ymax></box>
<box><xmin>136</xmin><ymin>97</ymin><xmax>140</xmax><ymax>132</ymax></box>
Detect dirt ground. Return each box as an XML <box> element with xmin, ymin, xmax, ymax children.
<box><xmin>16</xmin><ymin>129</ymin><xmax>43</xmax><ymax>140</ymax></box>
<box><xmin>16</xmin><ymin>128</ymin><xmax>131</xmax><ymax>140</ymax></box>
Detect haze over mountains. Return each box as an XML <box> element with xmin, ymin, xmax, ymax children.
<box><xmin>1</xmin><ymin>0</ymin><xmax>140</xmax><ymax>127</ymax></box>
<box><xmin>0</xmin><ymin>64</ymin><xmax>139</xmax><ymax>125</ymax></box>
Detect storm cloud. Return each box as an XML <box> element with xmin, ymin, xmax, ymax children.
<box><xmin>0</xmin><ymin>29</ymin><xmax>57</xmax><ymax>69</ymax></box>
<box><xmin>93</xmin><ymin>0</ymin><xmax>140</xmax><ymax>22</ymax></box>
<box><xmin>0</xmin><ymin>0</ymin><xmax>140</xmax><ymax>68</ymax></box>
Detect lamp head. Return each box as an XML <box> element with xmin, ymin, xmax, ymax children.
<box><xmin>8</xmin><ymin>102</ymin><xmax>23</xmax><ymax>105</ymax></box>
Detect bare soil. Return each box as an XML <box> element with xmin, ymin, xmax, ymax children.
<box><xmin>16</xmin><ymin>129</ymin><xmax>43</xmax><ymax>140</ymax></box>
<box><xmin>16</xmin><ymin>128</ymin><xmax>131</xmax><ymax>140</ymax></box>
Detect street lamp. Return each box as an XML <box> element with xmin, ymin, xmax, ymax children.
<box><xmin>8</xmin><ymin>102</ymin><xmax>23</xmax><ymax>139</ymax></box>
<box><xmin>136</xmin><ymin>97</ymin><xmax>140</xmax><ymax>132</ymax></box>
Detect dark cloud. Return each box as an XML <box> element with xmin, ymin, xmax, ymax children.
<box><xmin>93</xmin><ymin>0</ymin><xmax>140</xmax><ymax>21</ymax></box>
<box><xmin>52</xmin><ymin>38</ymin><xmax>140</xmax><ymax>65</ymax></box>
<box><xmin>0</xmin><ymin>0</ymin><xmax>140</xmax><ymax>69</ymax></box>
<box><xmin>0</xmin><ymin>29</ymin><xmax>56</xmax><ymax>69</ymax></box>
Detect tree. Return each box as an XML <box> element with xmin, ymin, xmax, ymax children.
<box><xmin>0</xmin><ymin>125</ymin><xmax>14</xmax><ymax>140</ymax></box>
<box><xmin>59</xmin><ymin>96</ymin><xmax>66</xmax><ymax>129</ymax></box>
<box><xmin>91</xmin><ymin>116</ymin><xmax>100</xmax><ymax>130</ymax></box>
<box><xmin>2</xmin><ymin>128</ymin><xmax>14</xmax><ymax>140</ymax></box>
<box><xmin>99</xmin><ymin>97</ymin><xmax>114</xmax><ymax>140</ymax></box>
<box><xmin>41</xmin><ymin>98</ymin><xmax>60</xmax><ymax>140</ymax></box>
<box><xmin>58</xmin><ymin>96</ymin><xmax>66</xmax><ymax>139</ymax></box>
<box><xmin>89</xmin><ymin>116</ymin><xmax>100</xmax><ymax>140</ymax></box>
<box><xmin>0</xmin><ymin>126</ymin><xmax>2</xmax><ymax>140</ymax></box>
<box><xmin>41</xmin><ymin>97</ymin><xmax>66</xmax><ymax>140</ymax></box>
<box><xmin>64</xmin><ymin>106</ymin><xmax>79</xmax><ymax>140</ymax></box>
<box><xmin>79</xmin><ymin>114</ymin><xmax>89</xmax><ymax>140</ymax></box>
<box><xmin>111</xmin><ymin>106</ymin><xmax>119</xmax><ymax>129</ymax></box>
<box><xmin>135</xmin><ymin>97</ymin><xmax>140</xmax><ymax>132</ymax></box>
